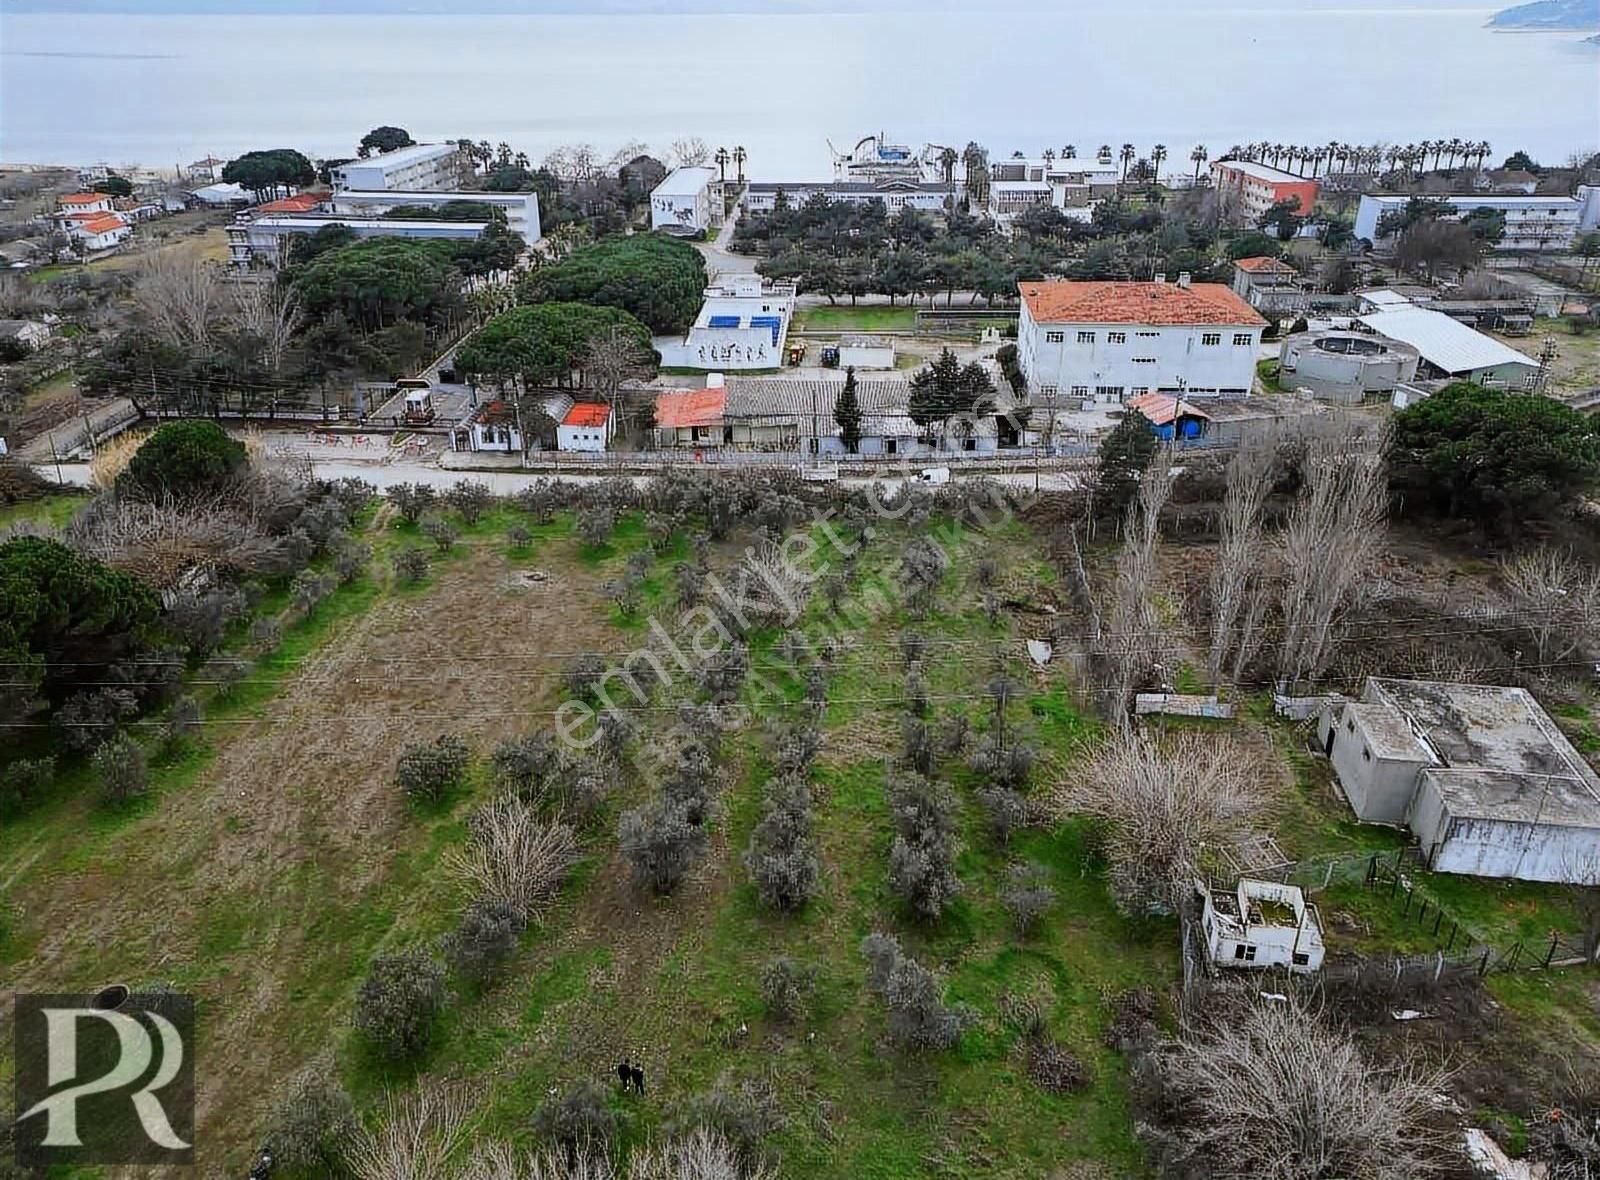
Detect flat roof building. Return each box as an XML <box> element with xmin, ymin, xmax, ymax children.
<box><xmin>331</xmin><ymin>143</ymin><xmax>467</xmax><ymax>194</ymax></box>
<box><xmin>226</xmin><ymin>214</ymin><xmax>488</xmax><ymax>268</ymax></box>
<box><xmin>1210</xmin><ymin>159</ymin><xmax>1320</xmax><ymax>228</ymax></box>
<box><xmin>1355</xmin><ymin>189</ymin><xmax>1600</xmax><ymax>252</ymax></box>
<box><xmin>1319</xmin><ymin>678</ymin><xmax>1600</xmax><ymax>883</ymax></box>
<box><xmin>1356</xmin><ymin>303</ymin><xmax>1538</xmax><ymax>388</ymax></box>
<box><xmin>650</xmin><ymin>166</ymin><xmax>720</xmax><ymax>234</ymax></box>
<box><xmin>329</xmin><ymin>189</ymin><xmax>541</xmax><ymax>241</ymax></box>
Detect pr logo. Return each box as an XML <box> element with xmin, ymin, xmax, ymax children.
<box><xmin>13</xmin><ymin>991</ymin><xmax>195</xmax><ymax>1166</ymax></box>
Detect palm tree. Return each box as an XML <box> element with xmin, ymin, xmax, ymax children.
<box><xmin>1150</xmin><ymin>143</ymin><xmax>1167</xmax><ymax>184</ymax></box>
<box><xmin>1097</xmin><ymin>144</ymin><xmax>1113</xmax><ymax>164</ymax></box>
<box><xmin>1282</xmin><ymin>147</ymin><xmax>1298</xmax><ymax>175</ymax></box>
<box><xmin>938</xmin><ymin>145</ymin><xmax>958</xmax><ymax>184</ymax></box>
<box><xmin>496</xmin><ymin>141</ymin><xmax>513</xmax><ymax>167</ymax></box>
<box><xmin>514</xmin><ymin>151</ymin><xmax>530</xmax><ymax>171</ymax></box>
<box><xmin>1310</xmin><ymin>147</ymin><xmax>1326</xmax><ymax>177</ymax></box>
<box><xmin>733</xmin><ymin>145</ymin><xmax>747</xmax><ymax>184</ymax></box>
<box><xmin>1191</xmin><ymin>143</ymin><xmax>1209</xmax><ymax>182</ymax></box>
<box><xmin>1043</xmin><ymin>147</ymin><xmax>1056</xmax><ymax>166</ymax></box>
<box><xmin>715</xmin><ymin>146</ymin><xmax>729</xmax><ymax>183</ymax></box>
<box><xmin>1062</xmin><ymin>144</ymin><xmax>1077</xmax><ymax>159</ymax></box>
<box><xmin>1119</xmin><ymin>143</ymin><xmax>1136</xmax><ymax>185</ymax></box>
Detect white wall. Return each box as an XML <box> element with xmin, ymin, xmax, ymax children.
<box><xmin>658</xmin><ymin>326</ymin><xmax>779</xmax><ymax>370</ymax></box>
<box><xmin>1319</xmin><ymin>704</ymin><xmax>1430</xmax><ymax>825</ymax></box>
<box><xmin>557</xmin><ymin>422</ymin><xmax>609</xmax><ymax>452</ymax></box>
<box><xmin>839</xmin><ymin>343</ymin><xmax>895</xmax><ymax>370</ymax></box>
<box><xmin>1411</xmin><ymin>775</ymin><xmax>1600</xmax><ymax>883</ymax></box>
<box><xmin>1020</xmin><ymin>303</ymin><xmax>1261</xmax><ymax>404</ymax></box>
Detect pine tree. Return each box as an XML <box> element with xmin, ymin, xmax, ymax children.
<box><xmin>835</xmin><ymin>366</ymin><xmax>864</xmax><ymax>453</ymax></box>
<box><xmin>1094</xmin><ymin>412</ymin><xmax>1159</xmax><ymax>519</ymax></box>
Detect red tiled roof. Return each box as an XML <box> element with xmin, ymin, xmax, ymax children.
<box><xmin>1127</xmin><ymin>393</ymin><xmax>1210</xmax><ymax>427</ymax></box>
<box><xmin>64</xmin><ymin>211</ymin><xmax>100</xmax><ymax>222</ymax></box>
<box><xmin>60</xmin><ymin>192</ymin><xmax>109</xmax><ymax>206</ymax></box>
<box><xmin>1018</xmin><ymin>280</ymin><xmax>1268</xmax><ymax>328</ymax></box>
<box><xmin>562</xmin><ymin>402</ymin><xmax>611</xmax><ymax>428</ymax></box>
<box><xmin>79</xmin><ymin>215</ymin><xmax>128</xmax><ymax>234</ymax></box>
<box><xmin>1234</xmin><ymin>256</ymin><xmax>1296</xmax><ymax>274</ymax></box>
<box><xmin>256</xmin><ymin>192</ymin><xmax>324</xmax><ymax>213</ymax></box>
<box><xmin>654</xmin><ymin>387</ymin><xmax>726</xmax><ymax>429</ymax></box>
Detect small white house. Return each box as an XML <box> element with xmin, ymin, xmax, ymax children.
<box><xmin>650</xmin><ymin>166</ymin><xmax>719</xmax><ymax>234</ymax></box>
<box><xmin>66</xmin><ymin>214</ymin><xmax>132</xmax><ymax>253</ymax></box>
<box><xmin>57</xmin><ymin>192</ymin><xmax>115</xmax><ymax>217</ymax></box>
<box><xmin>0</xmin><ymin>320</ymin><xmax>54</xmax><ymax>350</ymax></box>
<box><xmin>458</xmin><ymin>400</ymin><xmax>524</xmax><ymax>453</ymax></box>
<box><xmin>1197</xmin><ymin>878</ymin><xmax>1326</xmax><ymax>973</ymax></box>
<box><xmin>837</xmin><ymin>336</ymin><xmax>896</xmax><ymax>370</ymax></box>
<box><xmin>656</xmin><ymin>274</ymin><xmax>797</xmax><ymax>372</ymax></box>
<box><xmin>556</xmin><ymin>402</ymin><xmax>613</xmax><ymax>452</ymax></box>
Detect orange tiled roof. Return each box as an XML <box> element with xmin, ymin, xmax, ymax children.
<box><xmin>654</xmin><ymin>387</ymin><xmax>726</xmax><ymax>429</ymax></box>
<box><xmin>79</xmin><ymin>215</ymin><xmax>128</xmax><ymax>234</ymax></box>
<box><xmin>1234</xmin><ymin>256</ymin><xmax>1296</xmax><ymax>274</ymax></box>
<box><xmin>256</xmin><ymin>192</ymin><xmax>324</xmax><ymax>213</ymax></box>
<box><xmin>1127</xmin><ymin>392</ymin><xmax>1210</xmax><ymax>427</ymax></box>
<box><xmin>59</xmin><ymin>192</ymin><xmax>109</xmax><ymax>205</ymax></box>
<box><xmin>1018</xmin><ymin>280</ymin><xmax>1268</xmax><ymax>328</ymax></box>
<box><xmin>563</xmin><ymin>402</ymin><xmax>611</xmax><ymax>428</ymax></box>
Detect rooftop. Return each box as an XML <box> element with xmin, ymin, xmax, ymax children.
<box><xmin>1356</xmin><ymin>305</ymin><xmax>1536</xmax><ymax>375</ymax></box>
<box><xmin>339</xmin><ymin>142</ymin><xmax>459</xmax><ymax>171</ymax></box>
<box><xmin>256</xmin><ymin>192</ymin><xmax>325</xmax><ymax>214</ymax></box>
<box><xmin>653</xmin><ymin>166</ymin><xmax>718</xmax><ymax>197</ymax></box>
<box><xmin>1235</xmin><ymin>256</ymin><xmax>1298</xmax><ymax>275</ymax></box>
<box><xmin>59</xmin><ymin>192</ymin><xmax>108</xmax><ymax>205</ymax></box>
<box><xmin>1214</xmin><ymin>159</ymin><xmax>1317</xmax><ymax>185</ymax></box>
<box><xmin>1367</xmin><ymin>678</ymin><xmax>1600</xmax><ymax>827</ymax></box>
<box><xmin>78</xmin><ymin>215</ymin><xmax>127</xmax><ymax>234</ymax></box>
<box><xmin>1019</xmin><ymin>280</ymin><xmax>1268</xmax><ymax>327</ymax></box>
<box><xmin>655</xmin><ymin>387</ymin><xmax>727</xmax><ymax>429</ymax></box>
<box><xmin>1127</xmin><ymin>392</ymin><xmax>1210</xmax><ymax>427</ymax></box>
<box><xmin>747</xmin><ymin>180</ymin><xmax>955</xmax><ymax>194</ymax></box>
<box><xmin>562</xmin><ymin>402</ymin><xmax>611</xmax><ymax>428</ymax></box>
<box><xmin>240</xmin><ymin>215</ymin><xmax>488</xmax><ymax>233</ymax></box>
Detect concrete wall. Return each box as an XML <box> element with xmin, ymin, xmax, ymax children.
<box><xmin>1411</xmin><ymin>775</ymin><xmax>1600</xmax><ymax>883</ymax></box>
<box><xmin>1279</xmin><ymin>336</ymin><xmax>1419</xmax><ymax>404</ymax></box>
<box><xmin>838</xmin><ymin>343</ymin><xmax>896</xmax><ymax>370</ymax></box>
<box><xmin>656</xmin><ymin>326</ymin><xmax>780</xmax><ymax>370</ymax></box>
<box><xmin>1320</xmin><ymin>704</ymin><xmax>1428</xmax><ymax>825</ymax></box>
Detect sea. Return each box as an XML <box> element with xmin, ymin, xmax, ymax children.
<box><xmin>1</xmin><ymin>3</ymin><xmax>1597</xmax><ymax>177</ymax></box>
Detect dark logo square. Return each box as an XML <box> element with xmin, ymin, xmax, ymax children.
<box><xmin>13</xmin><ymin>991</ymin><xmax>195</xmax><ymax>1166</ymax></box>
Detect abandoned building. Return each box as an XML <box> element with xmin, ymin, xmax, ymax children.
<box><xmin>1318</xmin><ymin>678</ymin><xmax>1600</xmax><ymax>884</ymax></box>
<box><xmin>1196</xmin><ymin>877</ymin><xmax>1325</xmax><ymax>973</ymax></box>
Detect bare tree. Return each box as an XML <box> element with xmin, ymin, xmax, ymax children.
<box><xmin>231</xmin><ymin>280</ymin><xmax>303</xmax><ymax>374</ymax></box>
<box><xmin>133</xmin><ymin>251</ymin><xmax>222</xmax><ymax>351</ymax></box>
<box><xmin>1155</xmin><ymin>996</ymin><xmax>1454</xmax><ymax>1179</ymax></box>
<box><xmin>349</xmin><ymin>1086</ymin><xmax>473</xmax><ymax>1180</ymax></box>
<box><xmin>582</xmin><ymin>326</ymin><xmax>654</xmax><ymax>433</ymax></box>
<box><xmin>447</xmin><ymin>797</ymin><xmax>579</xmax><ymax>922</ymax></box>
<box><xmin>1049</xmin><ymin>729</ymin><xmax>1272</xmax><ymax>913</ymax></box>
<box><xmin>1208</xmin><ymin>442</ymin><xmax>1275</xmax><ymax>689</ymax></box>
<box><xmin>1098</xmin><ymin>447</ymin><xmax>1175</xmax><ymax>720</ymax></box>
<box><xmin>1499</xmin><ymin>545</ymin><xmax>1600</xmax><ymax>671</ymax></box>
<box><xmin>670</xmin><ymin>136</ymin><xmax>712</xmax><ymax>168</ymax></box>
<box><xmin>1277</xmin><ymin>431</ymin><xmax>1387</xmax><ymax>690</ymax></box>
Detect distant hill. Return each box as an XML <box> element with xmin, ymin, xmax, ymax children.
<box><xmin>1488</xmin><ymin>0</ymin><xmax>1600</xmax><ymax>29</ymax></box>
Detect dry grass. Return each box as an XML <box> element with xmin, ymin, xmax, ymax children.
<box><xmin>448</xmin><ymin>797</ymin><xmax>579</xmax><ymax>922</ymax></box>
<box><xmin>88</xmin><ymin>428</ymin><xmax>148</xmax><ymax>489</ymax></box>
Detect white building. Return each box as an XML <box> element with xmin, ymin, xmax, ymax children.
<box><xmin>1196</xmin><ymin>878</ymin><xmax>1326</xmax><ymax>973</ymax></box>
<box><xmin>557</xmin><ymin>402</ymin><xmax>613</xmax><ymax>452</ymax></box>
<box><xmin>1356</xmin><ymin>302</ymin><xmax>1539</xmax><ymax>388</ymax></box>
<box><xmin>0</xmin><ymin>320</ymin><xmax>52</xmax><ymax>350</ymax></box>
<box><xmin>837</xmin><ymin>336</ymin><xmax>896</xmax><ymax>370</ymax></box>
<box><xmin>57</xmin><ymin>192</ymin><xmax>114</xmax><ymax>217</ymax></box>
<box><xmin>226</xmin><ymin>214</ymin><xmax>490</xmax><ymax>267</ymax></box>
<box><xmin>329</xmin><ymin>190</ymin><xmax>541</xmax><ymax>241</ymax></box>
<box><xmin>649</xmin><ymin>166</ymin><xmax>719</xmax><ymax>234</ymax></box>
<box><xmin>1355</xmin><ymin>189</ymin><xmax>1600</xmax><ymax>252</ymax></box>
<box><xmin>188</xmin><ymin>183</ymin><xmax>252</xmax><ymax>207</ymax></box>
<box><xmin>744</xmin><ymin>179</ymin><xmax>955</xmax><ymax>215</ymax></box>
<box><xmin>1318</xmin><ymin>678</ymin><xmax>1600</xmax><ymax>884</ymax></box>
<box><xmin>331</xmin><ymin>143</ymin><xmax>467</xmax><ymax>194</ymax></box>
<box><xmin>987</xmin><ymin>180</ymin><xmax>1053</xmax><ymax>221</ymax></box>
<box><xmin>1016</xmin><ymin>276</ymin><xmax>1267</xmax><ymax>406</ymax></box>
<box><xmin>654</xmin><ymin>273</ymin><xmax>797</xmax><ymax>372</ymax></box>
<box><xmin>58</xmin><ymin>210</ymin><xmax>131</xmax><ymax>253</ymax></box>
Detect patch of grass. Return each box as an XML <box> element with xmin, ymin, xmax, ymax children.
<box><xmin>0</xmin><ymin>491</ymin><xmax>86</xmax><ymax>530</ymax></box>
<box><xmin>793</xmin><ymin>305</ymin><xmax>916</xmax><ymax>334</ymax></box>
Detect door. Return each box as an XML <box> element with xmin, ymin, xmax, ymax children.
<box><xmin>1323</xmin><ymin>721</ymin><xmax>1335</xmax><ymax>756</ymax></box>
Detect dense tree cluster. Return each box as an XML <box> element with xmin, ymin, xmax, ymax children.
<box><xmin>455</xmin><ymin>302</ymin><xmax>654</xmax><ymax>389</ymax></box>
<box><xmin>519</xmin><ymin>234</ymin><xmax>706</xmax><ymax>334</ymax></box>
<box><xmin>221</xmin><ymin>148</ymin><xmax>315</xmax><ymax>200</ymax></box>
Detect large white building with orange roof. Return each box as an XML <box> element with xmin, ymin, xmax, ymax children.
<box><xmin>1016</xmin><ymin>276</ymin><xmax>1267</xmax><ymax>407</ymax></box>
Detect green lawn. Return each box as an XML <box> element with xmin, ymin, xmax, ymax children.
<box><xmin>793</xmin><ymin>305</ymin><xmax>917</xmax><ymax>334</ymax></box>
<box><xmin>0</xmin><ymin>491</ymin><xmax>87</xmax><ymax>531</ymax></box>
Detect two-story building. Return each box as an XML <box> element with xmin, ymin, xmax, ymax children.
<box><xmin>1209</xmin><ymin>159</ymin><xmax>1320</xmax><ymax>227</ymax></box>
<box><xmin>226</xmin><ymin>214</ymin><xmax>490</xmax><ymax>268</ymax></box>
<box><xmin>329</xmin><ymin>189</ymin><xmax>541</xmax><ymax>241</ymax></box>
<box><xmin>1355</xmin><ymin>189</ymin><xmax>1600</xmax><ymax>252</ymax></box>
<box><xmin>331</xmin><ymin>143</ymin><xmax>468</xmax><ymax>193</ymax></box>
<box><xmin>1231</xmin><ymin>256</ymin><xmax>1308</xmax><ymax>316</ymax></box>
<box><xmin>649</xmin><ymin>166</ymin><xmax>720</xmax><ymax>234</ymax></box>
<box><xmin>1016</xmin><ymin>276</ymin><xmax>1267</xmax><ymax>406</ymax></box>
<box><xmin>744</xmin><ymin>178</ymin><xmax>955</xmax><ymax>215</ymax></box>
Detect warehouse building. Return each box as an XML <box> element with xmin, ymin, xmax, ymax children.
<box><xmin>1318</xmin><ymin>678</ymin><xmax>1600</xmax><ymax>884</ymax></box>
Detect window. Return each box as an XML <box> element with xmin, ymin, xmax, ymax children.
<box><xmin>1039</xmin><ymin>384</ymin><xmax>1058</xmax><ymax>396</ymax></box>
<box><xmin>1133</xmin><ymin>357</ymin><xmax>1157</xmax><ymax>365</ymax></box>
<box><xmin>1045</xmin><ymin>330</ymin><xmax>1064</xmax><ymax>343</ymax></box>
<box><xmin>1232</xmin><ymin>944</ymin><xmax>1257</xmax><ymax>962</ymax></box>
<box><xmin>1137</xmin><ymin>330</ymin><xmax>1160</xmax><ymax>338</ymax></box>
<box><xmin>1130</xmin><ymin>387</ymin><xmax>1148</xmax><ymax>397</ymax></box>
<box><xmin>1201</xmin><ymin>332</ymin><xmax>1222</xmax><ymax>346</ymax></box>
<box><xmin>1107</xmin><ymin>331</ymin><xmax>1127</xmax><ymax>344</ymax></box>
<box><xmin>1070</xmin><ymin>385</ymin><xmax>1089</xmax><ymax>397</ymax></box>
<box><xmin>1095</xmin><ymin>385</ymin><xmax>1125</xmax><ymax>401</ymax></box>
<box><xmin>1347</xmin><ymin>719</ymin><xmax>1355</xmax><ymax>733</ymax></box>
<box><xmin>1362</xmin><ymin>747</ymin><xmax>1371</xmax><ymax>762</ymax></box>
<box><xmin>1233</xmin><ymin>333</ymin><xmax>1254</xmax><ymax>346</ymax></box>
<box><xmin>1292</xmin><ymin>952</ymin><xmax>1310</xmax><ymax>966</ymax></box>
<box><xmin>1077</xmin><ymin>331</ymin><xmax>1096</xmax><ymax>344</ymax></box>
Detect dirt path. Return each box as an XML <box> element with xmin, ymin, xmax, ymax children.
<box><xmin>1</xmin><ymin>541</ymin><xmax>616</xmax><ymax>1172</ymax></box>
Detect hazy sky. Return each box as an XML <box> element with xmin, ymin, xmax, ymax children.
<box><xmin>0</xmin><ymin>0</ymin><xmax>1534</xmax><ymax>12</ymax></box>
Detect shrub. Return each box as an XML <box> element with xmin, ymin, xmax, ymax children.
<box><xmin>0</xmin><ymin>756</ymin><xmax>55</xmax><ymax>817</ymax></box>
<box><xmin>1026</xmin><ymin>1037</ymin><xmax>1088</xmax><ymax>1095</ymax></box>
<box><xmin>393</xmin><ymin>547</ymin><xmax>430</xmax><ymax>583</ymax></box>
<box><xmin>530</xmin><ymin>1078</ymin><xmax>621</xmax><ymax>1155</ymax></box>
<box><xmin>332</xmin><ymin>539</ymin><xmax>371</xmax><ymax>585</ymax></box>
<box><xmin>1000</xmin><ymin>862</ymin><xmax>1055</xmax><ymax>934</ymax></box>
<box><xmin>394</xmin><ymin>732</ymin><xmax>470</xmax><ymax>805</ymax></box>
<box><xmin>491</xmin><ymin>731</ymin><xmax>558</xmax><ymax>798</ymax></box>
<box><xmin>699</xmin><ymin>642</ymin><xmax>748</xmax><ymax>704</ymax></box>
<box><xmin>250</xmin><ymin>616</ymin><xmax>283</xmax><ymax>654</ymax></box>
<box><xmin>901</xmin><ymin>719</ymin><xmax>934</xmax><ymax>776</ymax></box>
<box><xmin>1103</xmin><ymin>986</ymin><xmax>1158</xmax><ymax>1054</ymax></box>
<box><xmin>771</xmin><ymin>723</ymin><xmax>821</xmax><ymax>777</ymax></box>
<box><xmin>664</xmin><ymin>1072</ymin><xmax>782</xmax><ymax>1165</ymax></box>
<box><xmin>507</xmin><ymin>523</ymin><xmax>532</xmax><ymax>550</ymax></box>
<box><xmin>208</xmin><ymin>656</ymin><xmax>251</xmax><ymax>697</ymax></box>
<box><xmin>451</xmin><ymin>796</ymin><xmax>579</xmax><ymax>920</ymax></box>
<box><xmin>446</xmin><ymin>479</ymin><xmax>493</xmax><ymax>524</ymax></box>
<box><xmin>353</xmin><ymin>949</ymin><xmax>445</xmax><ymax>1060</ymax></box>
<box><xmin>662</xmin><ymin>738</ymin><xmax>716</xmax><ymax>826</ymax></box>
<box><xmin>619</xmin><ymin>798</ymin><xmax>707</xmax><ymax>894</ymax></box>
<box><xmin>263</xmin><ymin>1065</ymin><xmax>358</xmax><ymax>1173</ymax></box>
<box><xmin>904</xmin><ymin>664</ymin><xmax>928</xmax><ymax>717</ymax></box>
<box><xmin>93</xmin><ymin>732</ymin><xmax>149</xmax><ymax>805</ymax></box>
<box><xmin>970</xmin><ymin>736</ymin><xmax>1034</xmax><ymax>792</ymax></box>
<box><xmin>745</xmin><ymin>776</ymin><xmax>819</xmax><ymax>912</ymax></box>
<box><xmin>564</xmin><ymin>652</ymin><xmax>606</xmax><ymax>700</ymax></box>
<box><xmin>760</xmin><ymin>957</ymin><xmax>816</xmax><ymax>1024</ymax></box>
<box><xmin>56</xmin><ymin>688</ymin><xmax>138</xmax><ymax>754</ymax></box>
<box><xmin>291</xmin><ymin>569</ymin><xmax>334</xmax><ymax>614</ymax></box>
<box><xmin>979</xmin><ymin>786</ymin><xmax>1028</xmax><ymax>846</ymax></box>
<box><xmin>440</xmin><ymin>898</ymin><xmax>524</xmax><ymax>985</ymax></box>
<box><xmin>898</xmin><ymin>537</ymin><xmax>948</xmax><ymax>613</ymax></box>
<box><xmin>860</xmin><ymin>933</ymin><xmax>969</xmax><ymax>1052</ymax></box>
<box><xmin>386</xmin><ymin>482</ymin><xmax>436</xmax><ymax>525</ymax></box>
<box><xmin>120</xmin><ymin>419</ymin><xmax>248</xmax><ymax>500</ymax></box>
<box><xmin>422</xmin><ymin>515</ymin><xmax>459</xmax><ymax>553</ymax></box>
<box><xmin>899</xmin><ymin>629</ymin><xmax>927</xmax><ymax>666</ymax></box>
<box><xmin>576</xmin><ymin>502</ymin><xmax>616</xmax><ymax>549</ymax></box>
<box><xmin>165</xmin><ymin>586</ymin><xmax>243</xmax><ymax>658</ymax></box>
<box><xmin>937</xmin><ymin>713</ymin><xmax>970</xmax><ymax>757</ymax></box>
<box><xmin>886</xmin><ymin>774</ymin><xmax>961</xmax><ymax>921</ymax></box>
<box><xmin>163</xmin><ymin>694</ymin><xmax>203</xmax><ymax>747</ymax></box>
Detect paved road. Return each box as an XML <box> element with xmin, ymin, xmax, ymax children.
<box><xmin>12</xmin><ymin>396</ymin><xmax>139</xmax><ymax>463</ymax></box>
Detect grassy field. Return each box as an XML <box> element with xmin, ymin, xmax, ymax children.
<box><xmin>0</xmin><ymin>491</ymin><xmax>85</xmax><ymax>531</ymax></box>
<box><xmin>792</xmin><ymin>306</ymin><xmax>918</xmax><ymax>334</ymax></box>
